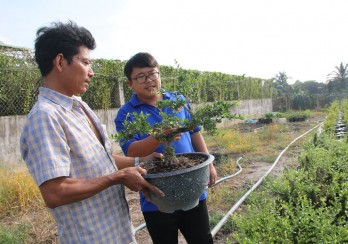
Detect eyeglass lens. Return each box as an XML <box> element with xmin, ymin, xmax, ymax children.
<box><xmin>136</xmin><ymin>72</ymin><xmax>159</xmax><ymax>83</ymax></box>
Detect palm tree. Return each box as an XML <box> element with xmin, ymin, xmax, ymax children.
<box><xmin>327</xmin><ymin>62</ymin><xmax>348</xmax><ymax>92</ymax></box>
<box><xmin>272</xmin><ymin>71</ymin><xmax>293</xmax><ymax>111</ymax></box>
<box><xmin>273</xmin><ymin>71</ymin><xmax>289</xmax><ymax>87</ymax></box>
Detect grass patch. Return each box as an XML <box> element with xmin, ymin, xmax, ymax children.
<box><xmin>208</xmin><ymin>184</ymin><xmax>235</xmax><ymax>210</ymax></box>
<box><xmin>252</xmin><ymin>154</ymin><xmax>277</xmax><ymax>163</ymax></box>
<box><xmin>205</xmin><ymin>129</ymin><xmax>257</xmax><ymax>154</ymax></box>
<box><xmin>0</xmin><ymin>222</ymin><xmax>30</xmax><ymax>244</ymax></box>
<box><xmin>256</xmin><ymin>123</ymin><xmax>281</xmax><ymax>141</ymax></box>
<box><xmin>215</xmin><ymin>156</ymin><xmax>238</xmax><ymax>177</ymax></box>
<box><xmin>0</xmin><ymin>166</ymin><xmax>44</xmax><ymax>217</ymax></box>
<box><xmin>222</xmin><ymin>130</ymin><xmax>257</xmax><ymax>154</ymax></box>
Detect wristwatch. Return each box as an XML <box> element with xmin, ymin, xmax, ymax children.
<box><xmin>134</xmin><ymin>157</ymin><xmax>140</xmax><ymax>166</ymax></box>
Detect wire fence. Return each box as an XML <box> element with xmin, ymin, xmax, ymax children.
<box><xmin>0</xmin><ymin>44</ymin><xmax>135</xmax><ymax>116</ymax></box>
<box><xmin>0</xmin><ymin>44</ymin><xmax>274</xmax><ymax>117</ymax></box>
<box><xmin>0</xmin><ymin>68</ymin><xmax>133</xmax><ymax>116</ymax></box>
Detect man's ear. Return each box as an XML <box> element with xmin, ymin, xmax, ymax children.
<box><xmin>127</xmin><ymin>79</ymin><xmax>132</xmax><ymax>87</ymax></box>
<box><xmin>53</xmin><ymin>53</ymin><xmax>64</xmax><ymax>71</ymax></box>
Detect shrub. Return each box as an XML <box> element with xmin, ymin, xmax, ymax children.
<box><xmin>231</xmin><ymin>114</ymin><xmax>348</xmax><ymax>242</ymax></box>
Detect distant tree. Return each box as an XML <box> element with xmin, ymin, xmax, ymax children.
<box><xmin>273</xmin><ymin>71</ymin><xmax>289</xmax><ymax>87</ymax></box>
<box><xmin>272</xmin><ymin>71</ymin><xmax>293</xmax><ymax>111</ymax></box>
<box><xmin>292</xmin><ymin>80</ymin><xmax>303</xmax><ymax>94</ymax></box>
<box><xmin>296</xmin><ymin>80</ymin><xmax>326</xmax><ymax>95</ymax></box>
<box><xmin>291</xmin><ymin>93</ymin><xmax>314</xmax><ymax>110</ymax></box>
<box><xmin>327</xmin><ymin>62</ymin><xmax>348</xmax><ymax>92</ymax></box>
<box><xmin>272</xmin><ymin>71</ymin><xmax>293</xmax><ymax>96</ymax></box>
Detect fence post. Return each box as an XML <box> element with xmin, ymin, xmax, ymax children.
<box><xmin>118</xmin><ymin>78</ymin><xmax>125</xmax><ymax>106</ymax></box>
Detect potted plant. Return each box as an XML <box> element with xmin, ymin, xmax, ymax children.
<box><xmin>287</xmin><ymin>110</ymin><xmax>310</xmax><ymax>122</ymax></box>
<box><xmin>269</xmin><ymin>112</ymin><xmax>287</xmax><ymax>124</ymax></box>
<box><xmin>258</xmin><ymin>112</ymin><xmax>273</xmax><ymax>124</ymax></box>
<box><xmin>114</xmin><ymin>91</ymin><xmax>242</xmax><ymax>212</ymax></box>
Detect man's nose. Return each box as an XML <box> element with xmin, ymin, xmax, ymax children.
<box><xmin>88</xmin><ymin>67</ymin><xmax>94</xmax><ymax>77</ymax></box>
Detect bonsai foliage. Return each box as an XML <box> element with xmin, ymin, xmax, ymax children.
<box><xmin>114</xmin><ymin>91</ymin><xmax>242</xmax><ymax>165</ymax></box>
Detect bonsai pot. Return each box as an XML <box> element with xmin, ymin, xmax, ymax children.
<box><xmin>258</xmin><ymin>118</ymin><xmax>272</xmax><ymax>124</ymax></box>
<box><xmin>144</xmin><ymin>152</ymin><xmax>214</xmax><ymax>213</ymax></box>
<box><xmin>289</xmin><ymin>117</ymin><xmax>306</xmax><ymax>122</ymax></box>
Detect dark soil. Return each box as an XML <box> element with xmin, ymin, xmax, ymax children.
<box><xmin>141</xmin><ymin>154</ymin><xmax>207</xmax><ymax>174</ymax></box>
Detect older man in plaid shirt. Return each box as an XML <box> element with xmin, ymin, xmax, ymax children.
<box><xmin>20</xmin><ymin>21</ymin><xmax>163</xmax><ymax>243</ymax></box>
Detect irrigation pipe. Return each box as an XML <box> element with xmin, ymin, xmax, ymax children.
<box><xmin>134</xmin><ymin>223</ymin><xmax>146</xmax><ymax>233</ymax></box>
<box><xmin>212</xmin><ymin>157</ymin><xmax>243</xmax><ymax>187</ymax></box>
<box><xmin>134</xmin><ymin>122</ymin><xmax>323</xmax><ymax>235</ymax></box>
<box><xmin>211</xmin><ymin>122</ymin><xmax>323</xmax><ymax>237</ymax></box>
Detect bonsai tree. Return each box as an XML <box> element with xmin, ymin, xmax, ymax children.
<box><xmin>114</xmin><ymin>90</ymin><xmax>242</xmax><ymax>167</ymax></box>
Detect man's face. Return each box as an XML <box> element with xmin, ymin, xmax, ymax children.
<box><xmin>60</xmin><ymin>46</ymin><xmax>94</xmax><ymax>96</ymax></box>
<box><xmin>128</xmin><ymin>66</ymin><xmax>161</xmax><ymax>100</ymax></box>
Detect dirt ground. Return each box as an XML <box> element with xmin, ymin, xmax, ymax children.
<box><xmin>128</xmin><ymin>113</ymin><xmax>325</xmax><ymax>243</ymax></box>
<box><xmin>3</xmin><ymin>113</ymin><xmax>324</xmax><ymax>244</ymax></box>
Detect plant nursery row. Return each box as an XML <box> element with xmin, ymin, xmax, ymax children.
<box><xmin>229</xmin><ymin>101</ymin><xmax>348</xmax><ymax>243</ymax></box>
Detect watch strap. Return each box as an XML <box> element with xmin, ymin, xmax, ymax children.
<box><xmin>134</xmin><ymin>157</ymin><xmax>140</xmax><ymax>166</ymax></box>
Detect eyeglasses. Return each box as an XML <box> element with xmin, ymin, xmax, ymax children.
<box><xmin>76</xmin><ymin>56</ymin><xmax>93</xmax><ymax>67</ymax></box>
<box><xmin>131</xmin><ymin>71</ymin><xmax>160</xmax><ymax>84</ymax></box>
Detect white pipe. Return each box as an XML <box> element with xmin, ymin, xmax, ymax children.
<box><xmin>211</xmin><ymin>122</ymin><xmax>323</xmax><ymax>237</ymax></box>
<box><xmin>134</xmin><ymin>122</ymin><xmax>323</xmax><ymax>236</ymax></box>
<box><xmin>212</xmin><ymin>157</ymin><xmax>243</xmax><ymax>187</ymax></box>
<box><xmin>134</xmin><ymin>223</ymin><xmax>146</xmax><ymax>233</ymax></box>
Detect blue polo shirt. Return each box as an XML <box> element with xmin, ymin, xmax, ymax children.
<box><xmin>115</xmin><ymin>91</ymin><xmax>207</xmax><ymax>212</ymax></box>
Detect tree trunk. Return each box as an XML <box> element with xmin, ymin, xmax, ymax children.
<box><xmin>163</xmin><ymin>141</ymin><xmax>179</xmax><ymax>165</ymax></box>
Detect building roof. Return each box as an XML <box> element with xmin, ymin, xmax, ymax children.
<box><xmin>0</xmin><ymin>41</ymin><xmax>30</xmax><ymax>50</ymax></box>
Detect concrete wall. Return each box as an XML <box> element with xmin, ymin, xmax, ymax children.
<box><xmin>0</xmin><ymin>115</ymin><xmax>27</xmax><ymax>164</ymax></box>
<box><xmin>0</xmin><ymin>98</ymin><xmax>272</xmax><ymax>164</ymax></box>
<box><xmin>219</xmin><ymin>98</ymin><xmax>273</xmax><ymax>128</ymax></box>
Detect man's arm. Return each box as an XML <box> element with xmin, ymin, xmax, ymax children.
<box><xmin>115</xmin><ymin>107</ymin><xmax>162</xmax><ymax>156</ymax></box>
<box><xmin>39</xmin><ymin>166</ymin><xmax>164</xmax><ymax>208</ymax></box>
<box><xmin>191</xmin><ymin>131</ymin><xmax>217</xmax><ymax>186</ymax></box>
<box><xmin>126</xmin><ymin>136</ymin><xmax>162</xmax><ymax>157</ymax></box>
<box><xmin>112</xmin><ymin>152</ymin><xmax>163</xmax><ymax>169</ymax></box>
<box><xmin>190</xmin><ymin>131</ymin><xmax>209</xmax><ymax>153</ymax></box>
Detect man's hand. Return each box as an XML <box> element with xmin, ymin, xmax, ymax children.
<box><xmin>153</xmin><ymin>127</ymin><xmax>183</xmax><ymax>143</ymax></box>
<box><xmin>118</xmin><ymin>166</ymin><xmax>164</xmax><ymax>199</ymax></box>
<box><xmin>208</xmin><ymin>163</ymin><xmax>217</xmax><ymax>187</ymax></box>
<box><xmin>140</xmin><ymin>152</ymin><xmax>164</xmax><ymax>164</ymax></box>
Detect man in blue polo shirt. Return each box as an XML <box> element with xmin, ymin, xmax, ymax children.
<box><xmin>115</xmin><ymin>52</ymin><xmax>216</xmax><ymax>244</ymax></box>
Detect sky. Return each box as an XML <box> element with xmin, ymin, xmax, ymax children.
<box><xmin>1</xmin><ymin>0</ymin><xmax>348</xmax><ymax>84</ymax></box>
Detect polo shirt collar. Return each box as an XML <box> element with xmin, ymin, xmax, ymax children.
<box><xmin>129</xmin><ymin>90</ymin><xmax>170</xmax><ymax>107</ymax></box>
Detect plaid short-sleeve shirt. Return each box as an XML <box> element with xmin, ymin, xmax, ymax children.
<box><xmin>20</xmin><ymin>87</ymin><xmax>136</xmax><ymax>244</ymax></box>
